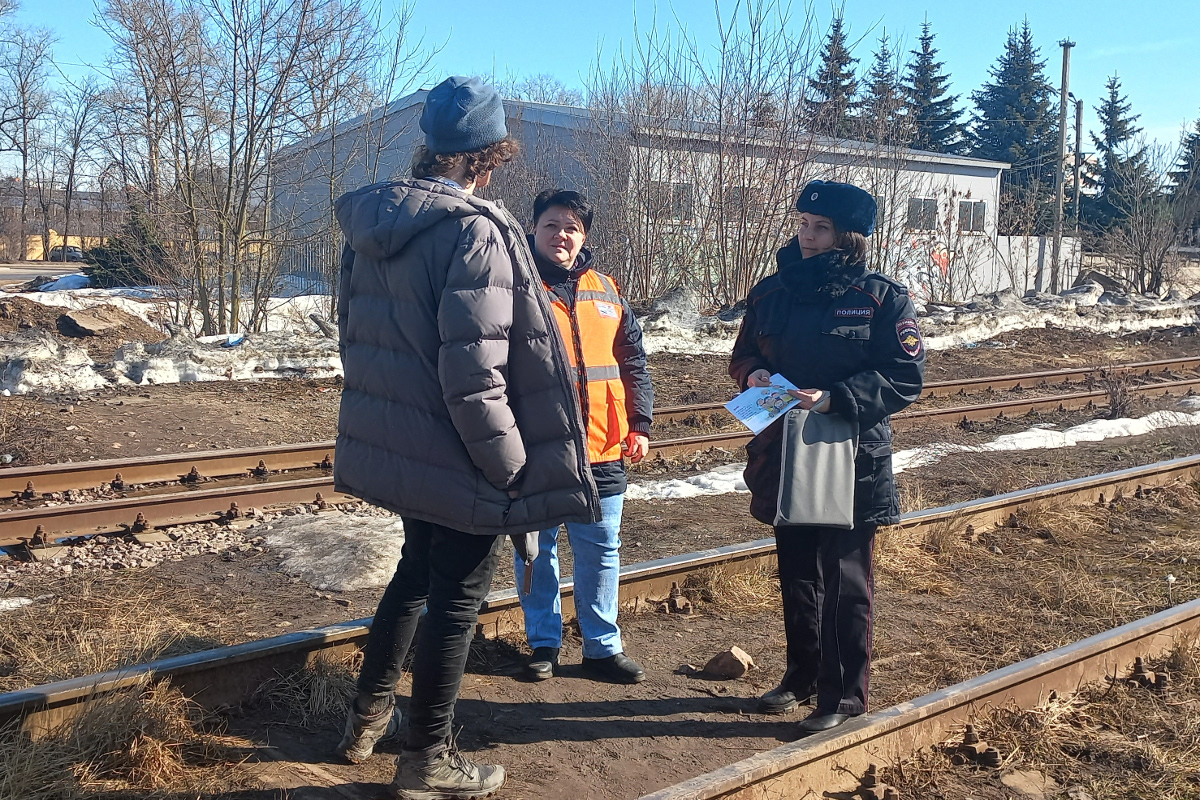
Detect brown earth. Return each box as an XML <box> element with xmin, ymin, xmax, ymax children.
<box><xmin>0</xmin><ymin>296</ymin><xmax>166</xmax><ymax>363</ymax></box>
<box><xmin>90</xmin><ymin>482</ymin><xmax>1200</xmax><ymax>798</ymax></box>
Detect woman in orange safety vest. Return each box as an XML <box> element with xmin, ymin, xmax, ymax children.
<box><xmin>514</xmin><ymin>189</ymin><xmax>655</xmax><ymax>685</ymax></box>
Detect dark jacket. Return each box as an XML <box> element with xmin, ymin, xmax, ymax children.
<box><xmin>334</xmin><ymin>179</ymin><xmax>601</xmax><ymax>535</ymax></box>
<box><xmin>729</xmin><ymin>242</ymin><xmax>925</xmax><ymax>526</ymax></box>
<box><xmin>532</xmin><ymin>240</ymin><xmax>654</xmax><ymax>496</ymax></box>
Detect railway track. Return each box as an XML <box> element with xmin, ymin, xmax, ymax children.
<box><xmin>4</xmin><ymin>366</ymin><xmax>1200</xmax><ymax>548</ymax></box>
<box><xmin>653</xmin><ymin>354</ymin><xmax>1200</xmax><ymax>423</ymax></box>
<box><xmin>6</xmin><ymin>454</ymin><xmax>1200</xmax><ymax>800</ymax></box>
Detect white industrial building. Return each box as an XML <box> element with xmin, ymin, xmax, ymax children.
<box><xmin>275</xmin><ymin>90</ymin><xmax>1076</xmax><ymax>303</ymax></box>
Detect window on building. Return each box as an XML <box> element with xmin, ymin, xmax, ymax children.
<box><xmin>649</xmin><ymin>181</ymin><xmax>695</xmax><ymax>223</ymax></box>
<box><xmin>906</xmin><ymin>197</ymin><xmax>938</xmax><ymax>231</ymax></box>
<box><xmin>722</xmin><ymin>185</ymin><xmax>765</xmax><ymax>220</ymax></box>
<box><xmin>958</xmin><ymin>200</ymin><xmax>986</xmax><ymax>233</ymax></box>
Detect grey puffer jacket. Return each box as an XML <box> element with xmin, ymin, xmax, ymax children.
<box><xmin>334</xmin><ymin>179</ymin><xmax>601</xmax><ymax>535</ymax></box>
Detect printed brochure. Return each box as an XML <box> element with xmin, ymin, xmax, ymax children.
<box><xmin>724</xmin><ymin>373</ymin><xmax>800</xmax><ymax>435</ymax></box>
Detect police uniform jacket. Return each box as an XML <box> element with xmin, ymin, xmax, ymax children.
<box><xmin>729</xmin><ymin>240</ymin><xmax>926</xmax><ymax>527</ymax></box>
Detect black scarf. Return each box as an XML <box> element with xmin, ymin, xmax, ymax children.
<box><xmin>775</xmin><ymin>238</ymin><xmax>867</xmax><ymax>299</ymax></box>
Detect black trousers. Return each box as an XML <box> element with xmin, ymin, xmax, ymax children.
<box><xmin>356</xmin><ymin>517</ymin><xmax>502</xmax><ymax>751</ymax></box>
<box><xmin>774</xmin><ymin>522</ymin><xmax>876</xmax><ymax>716</ymax></box>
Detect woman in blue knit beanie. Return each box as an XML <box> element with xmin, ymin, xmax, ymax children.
<box><xmin>729</xmin><ymin>179</ymin><xmax>926</xmax><ymax>733</ymax></box>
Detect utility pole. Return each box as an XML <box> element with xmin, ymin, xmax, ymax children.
<box><xmin>1073</xmin><ymin>98</ymin><xmax>1083</xmax><ymax>234</ymax></box>
<box><xmin>1049</xmin><ymin>39</ymin><xmax>1074</xmax><ymax>294</ymax></box>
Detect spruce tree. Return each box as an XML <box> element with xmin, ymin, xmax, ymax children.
<box><xmin>1086</xmin><ymin>74</ymin><xmax>1150</xmax><ymax>231</ymax></box>
<box><xmin>902</xmin><ymin>21</ymin><xmax>963</xmax><ymax>153</ymax></box>
<box><xmin>1171</xmin><ymin>116</ymin><xmax>1200</xmax><ymax>239</ymax></box>
<box><xmin>810</xmin><ymin>15</ymin><xmax>859</xmax><ymax>138</ymax></box>
<box><xmin>862</xmin><ymin>31</ymin><xmax>903</xmax><ymax>143</ymax></box>
<box><xmin>970</xmin><ymin>20</ymin><xmax>1059</xmax><ymax>230</ymax></box>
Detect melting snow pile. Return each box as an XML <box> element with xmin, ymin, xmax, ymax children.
<box><xmin>264</xmin><ymin>512</ymin><xmax>405</xmax><ymax>591</ymax></box>
<box><xmin>627</xmin><ymin>402</ymin><xmax>1200</xmax><ymax>502</ymax></box>
<box><xmin>640</xmin><ymin>287</ymin><xmax>742</xmax><ymax>355</ymax></box>
<box><xmin>920</xmin><ymin>285</ymin><xmax>1200</xmax><ymax>350</ymax></box>
<box><xmin>113</xmin><ymin>329</ymin><xmax>342</xmax><ymax>385</ymax></box>
<box><xmin>11</xmin><ymin>286</ymin><xmax>166</xmax><ymax>328</ymax></box>
<box><xmin>637</xmin><ymin>281</ymin><xmax>1200</xmax><ymax>355</ymax></box>
<box><xmin>0</xmin><ymin>330</ymin><xmax>109</xmax><ymax>394</ymax></box>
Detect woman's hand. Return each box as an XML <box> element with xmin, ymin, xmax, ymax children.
<box><xmin>747</xmin><ymin>369</ymin><xmax>773</xmax><ymax>388</ymax></box>
<box><xmin>622</xmin><ymin>432</ymin><xmax>650</xmax><ymax>464</ymax></box>
<box><xmin>788</xmin><ymin>388</ymin><xmax>831</xmax><ymax>413</ymax></box>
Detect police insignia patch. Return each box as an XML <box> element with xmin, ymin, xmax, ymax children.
<box><xmin>896</xmin><ymin>318</ymin><xmax>922</xmax><ymax>357</ymax></box>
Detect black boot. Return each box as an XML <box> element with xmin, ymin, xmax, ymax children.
<box><xmin>525</xmin><ymin>647</ymin><xmax>559</xmax><ymax>681</ymax></box>
<box><xmin>581</xmin><ymin>653</ymin><xmax>645</xmax><ymax>684</ymax></box>
<box><xmin>798</xmin><ymin>709</ymin><xmax>851</xmax><ymax>733</ymax></box>
<box><xmin>757</xmin><ymin>684</ymin><xmax>813</xmax><ymax>715</ymax></box>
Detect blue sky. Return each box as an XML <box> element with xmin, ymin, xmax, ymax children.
<box><xmin>18</xmin><ymin>0</ymin><xmax>1200</xmax><ymax>151</ymax></box>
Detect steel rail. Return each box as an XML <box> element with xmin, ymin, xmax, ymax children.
<box><xmin>650</xmin><ymin>375</ymin><xmax>1200</xmax><ymax>457</ymax></box>
<box><xmin>0</xmin><ymin>477</ymin><xmax>347</xmax><ymax>547</ymax></box>
<box><xmin>653</xmin><ymin>355</ymin><xmax>1200</xmax><ymax>423</ymax></box>
<box><xmin>6</xmin><ymin>453</ymin><xmax>1200</xmax><ymax>738</ymax></box>
<box><xmin>8</xmin><ymin>374</ymin><xmax>1200</xmax><ymax>544</ymax></box>
<box><xmin>4</xmin><ymin>358</ymin><xmax>1197</xmax><ymax>499</ymax></box>
<box><xmin>0</xmin><ymin>442</ymin><xmax>335</xmax><ymax>498</ymax></box>
<box><xmin>641</xmin><ymin>595</ymin><xmax>1200</xmax><ymax>800</ymax></box>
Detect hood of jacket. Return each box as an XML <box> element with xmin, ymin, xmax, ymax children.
<box><xmin>335</xmin><ymin>178</ymin><xmax>491</xmax><ymax>263</ymax></box>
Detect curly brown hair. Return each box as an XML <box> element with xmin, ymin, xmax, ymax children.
<box><xmin>410</xmin><ymin>136</ymin><xmax>520</xmax><ymax>182</ymax></box>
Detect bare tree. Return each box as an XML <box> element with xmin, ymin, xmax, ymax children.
<box><xmin>0</xmin><ymin>26</ymin><xmax>55</xmax><ymax>260</ymax></box>
<box><xmin>56</xmin><ymin>78</ymin><xmax>102</xmax><ymax>261</ymax></box>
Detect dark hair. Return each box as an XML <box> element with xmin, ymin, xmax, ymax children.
<box><xmin>835</xmin><ymin>229</ymin><xmax>868</xmax><ymax>263</ymax></box>
<box><xmin>532</xmin><ymin>189</ymin><xmax>594</xmax><ymax>233</ymax></box>
<box><xmin>411</xmin><ymin>136</ymin><xmax>520</xmax><ymax>181</ymax></box>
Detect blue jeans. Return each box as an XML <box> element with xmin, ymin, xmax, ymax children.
<box><xmin>514</xmin><ymin>492</ymin><xmax>625</xmax><ymax>659</ymax></box>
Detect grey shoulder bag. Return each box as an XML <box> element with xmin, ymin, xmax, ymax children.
<box><xmin>774</xmin><ymin>406</ymin><xmax>858</xmax><ymax>529</ymax></box>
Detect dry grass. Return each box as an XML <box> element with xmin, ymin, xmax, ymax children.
<box><xmin>681</xmin><ymin>563</ymin><xmax>781</xmax><ymax>612</ymax></box>
<box><xmin>884</xmin><ymin>633</ymin><xmax>1200</xmax><ymax>799</ymax></box>
<box><xmin>0</xmin><ymin>678</ymin><xmax>246</xmax><ymax>800</ymax></box>
<box><xmin>251</xmin><ymin>649</ymin><xmax>361</xmax><ymax>728</ymax></box>
<box><xmin>0</xmin><ymin>575</ymin><xmax>221</xmax><ymax>693</ymax></box>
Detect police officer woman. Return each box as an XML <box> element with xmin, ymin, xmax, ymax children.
<box><xmin>729</xmin><ymin>180</ymin><xmax>925</xmax><ymax>733</ymax></box>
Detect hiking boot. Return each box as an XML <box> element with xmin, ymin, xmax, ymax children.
<box><xmin>526</xmin><ymin>646</ymin><xmax>560</xmax><ymax>681</ymax></box>
<box><xmin>581</xmin><ymin>653</ymin><xmax>646</xmax><ymax>684</ymax></box>
<box><xmin>756</xmin><ymin>684</ymin><xmax>813</xmax><ymax>715</ymax></box>
<box><xmin>391</xmin><ymin>742</ymin><xmax>506</xmax><ymax>800</ymax></box>
<box><xmin>335</xmin><ymin>699</ymin><xmax>403</xmax><ymax>764</ymax></box>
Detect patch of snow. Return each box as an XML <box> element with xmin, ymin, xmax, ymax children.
<box><xmin>265</xmin><ymin>512</ymin><xmax>405</xmax><ymax>591</ymax></box>
<box><xmin>625</xmin><ymin>462</ymin><xmax>748</xmax><ymax>500</ymax></box>
<box><xmin>0</xmin><ymin>597</ymin><xmax>35</xmax><ymax>612</ymax></box>
<box><xmin>0</xmin><ymin>330</ymin><xmax>109</xmax><ymax>395</ymax></box>
<box><xmin>631</xmin><ymin>283</ymin><xmax>1200</xmax><ymax>355</ymax></box>
<box><xmin>920</xmin><ymin>300</ymin><xmax>1200</xmax><ymax>351</ymax></box>
<box><xmin>39</xmin><ymin>274</ymin><xmax>91</xmax><ymax>291</ymax></box>
<box><xmin>639</xmin><ymin>287</ymin><xmax>741</xmax><ymax>356</ymax></box>
<box><xmin>11</xmin><ymin>287</ymin><xmax>167</xmax><ymax>328</ymax></box>
<box><xmin>629</xmin><ymin>403</ymin><xmax>1200</xmax><ymax>501</ymax></box>
<box><xmin>113</xmin><ymin>329</ymin><xmax>342</xmax><ymax>385</ymax></box>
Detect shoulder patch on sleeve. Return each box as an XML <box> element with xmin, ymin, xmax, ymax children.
<box><xmin>896</xmin><ymin>317</ymin><xmax>923</xmax><ymax>357</ymax></box>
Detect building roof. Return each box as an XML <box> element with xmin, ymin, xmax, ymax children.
<box><xmin>285</xmin><ymin>88</ymin><xmax>1010</xmax><ymax>173</ymax></box>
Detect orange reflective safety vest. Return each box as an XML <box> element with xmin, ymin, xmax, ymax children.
<box><xmin>545</xmin><ymin>269</ymin><xmax>629</xmax><ymax>464</ymax></box>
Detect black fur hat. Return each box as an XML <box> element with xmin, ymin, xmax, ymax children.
<box><xmin>795</xmin><ymin>180</ymin><xmax>877</xmax><ymax>236</ymax></box>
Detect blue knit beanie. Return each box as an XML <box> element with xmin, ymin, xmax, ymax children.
<box><xmin>419</xmin><ymin>76</ymin><xmax>508</xmax><ymax>155</ymax></box>
<box><xmin>795</xmin><ymin>180</ymin><xmax>877</xmax><ymax>236</ymax></box>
